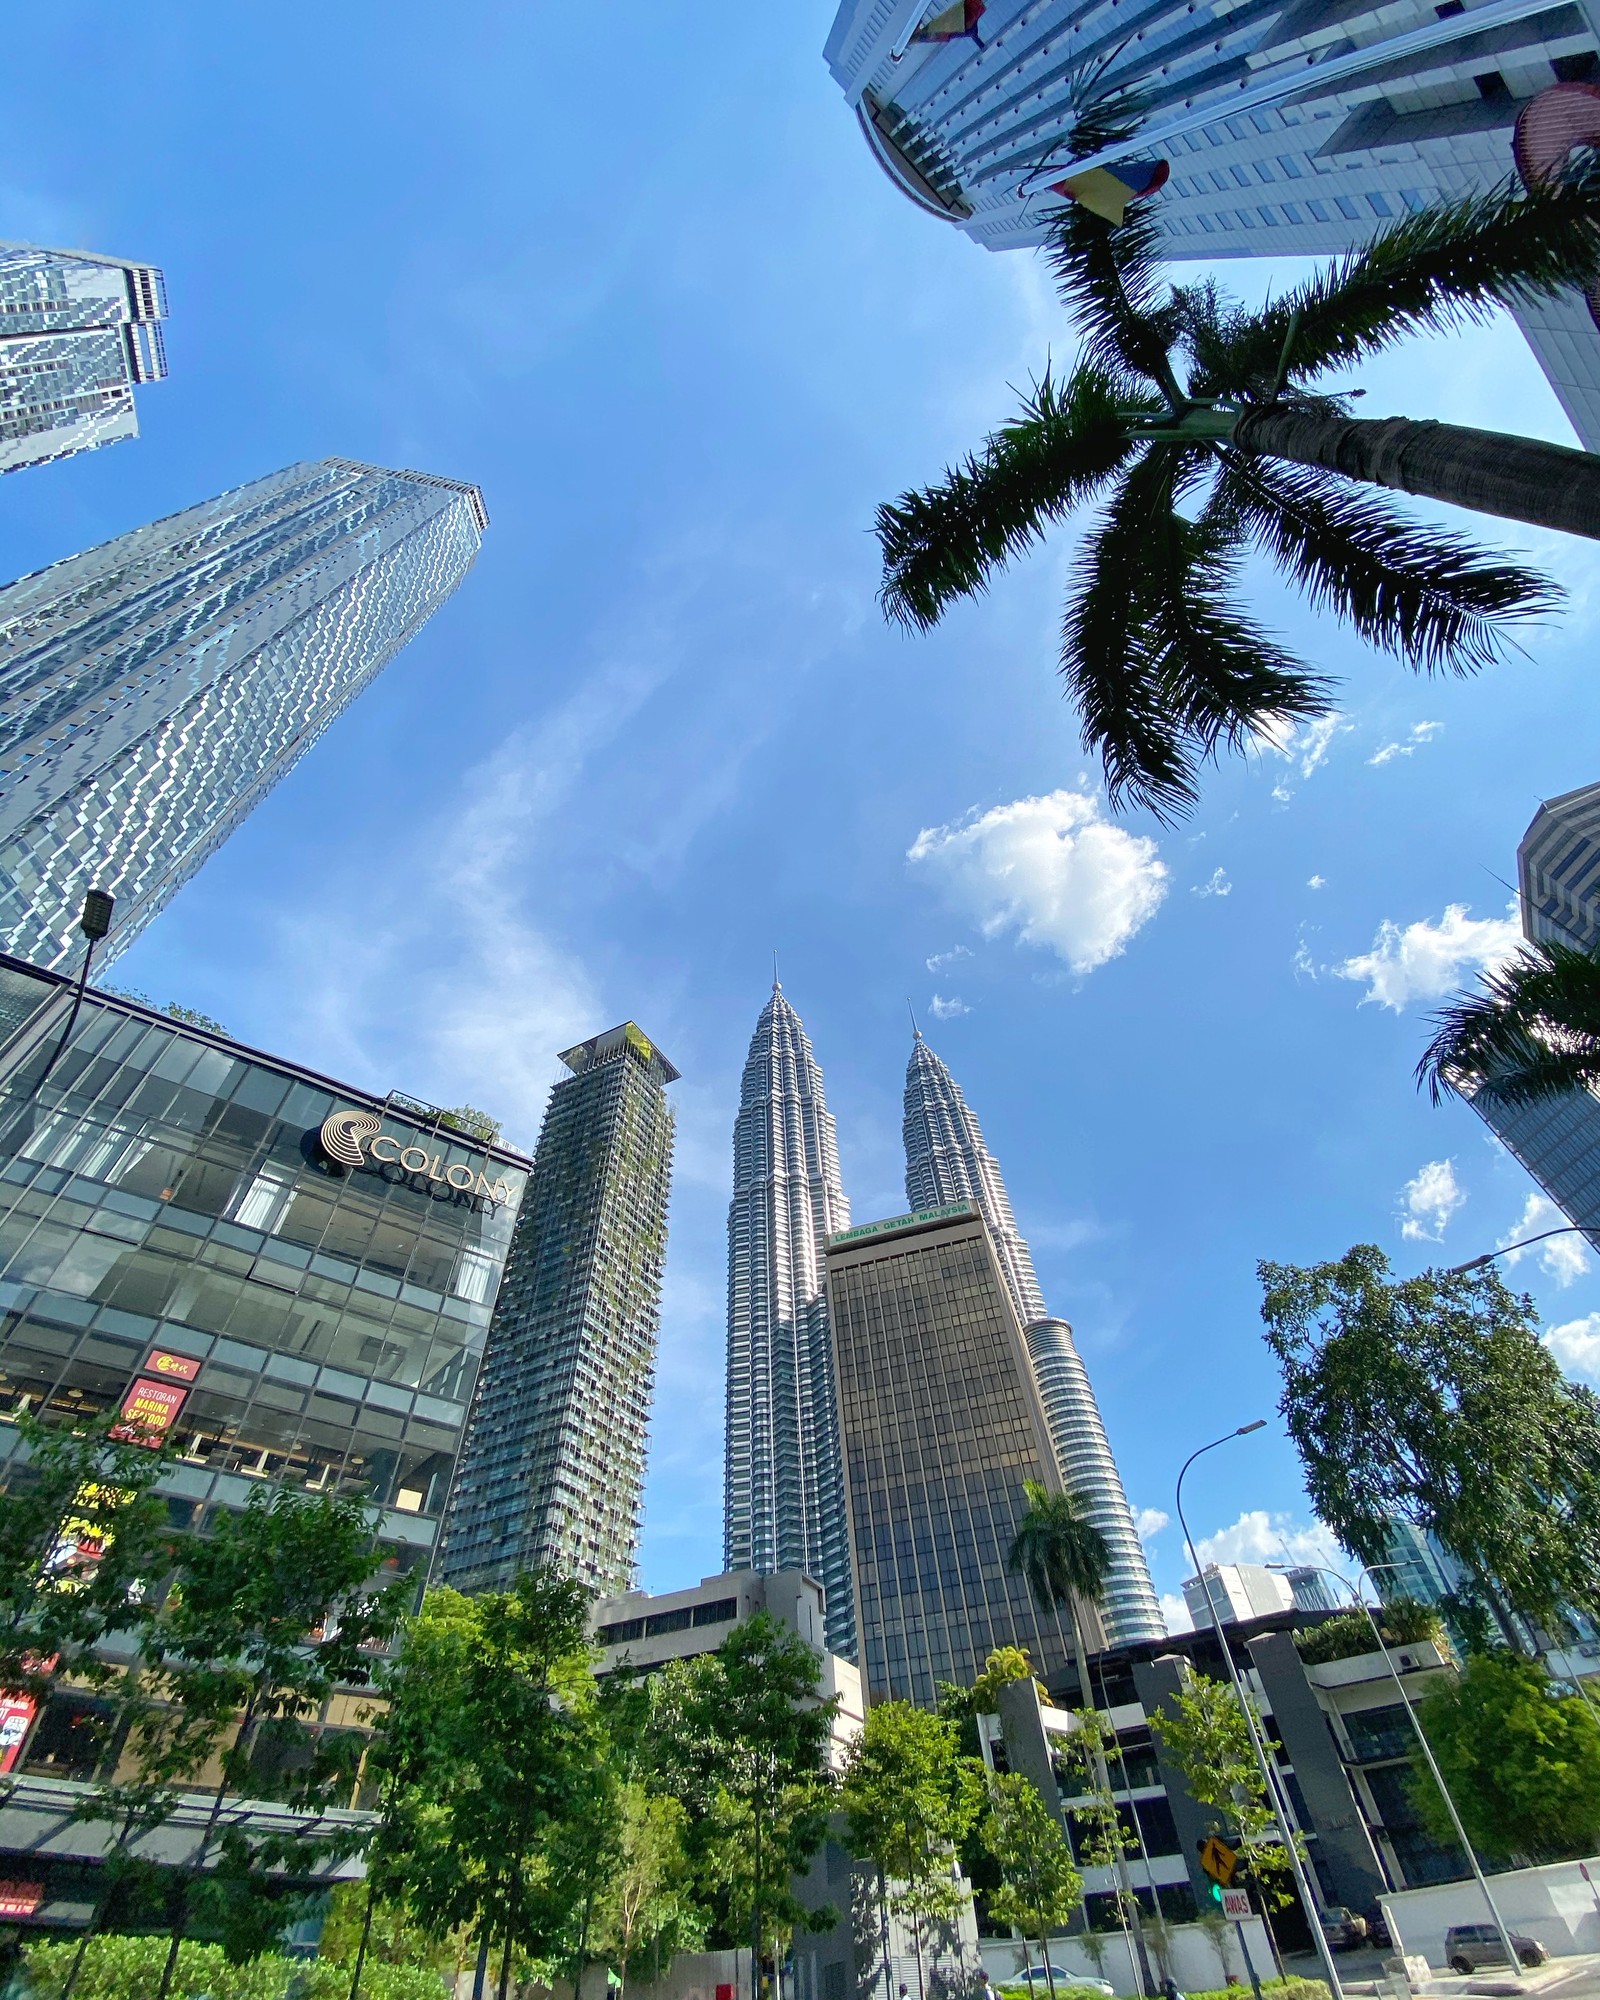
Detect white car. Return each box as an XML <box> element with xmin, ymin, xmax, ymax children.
<box><xmin>1013</xmin><ymin>1974</ymin><xmax>1115</xmax><ymax>1998</ymax></box>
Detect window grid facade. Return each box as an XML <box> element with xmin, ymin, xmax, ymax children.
<box><xmin>903</xmin><ymin>1034</ymin><xmax>1163</xmax><ymax>1646</ymax></box>
<box><xmin>0</xmin><ymin>242</ymin><xmax>168</xmax><ymax>476</ymax></box>
<box><xmin>0</xmin><ymin>457</ymin><xmax>486</xmax><ymax>972</ymax></box>
<box><xmin>440</xmin><ymin>1024</ymin><xmax>677</xmax><ymax>1597</ymax></box>
<box><xmin>826</xmin><ymin>1206</ymin><xmax>1092</xmax><ymax>1706</ymax></box>
<box><xmin>723</xmin><ymin>985</ymin><xmax>856</xmax><ymax>1657</ymax></box>
<box><xmin>824</xmin><ymin>1</ymin><xmax>1600</xmax><ymax>448</ymax></box>
<box><xmin>0</xmin><ymin>955</ymin><xmax>526</xmax><ymax>1562</ymax></box>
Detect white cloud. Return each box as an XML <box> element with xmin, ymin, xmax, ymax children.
<box><xmin>1307</xmin><ymin>875</ymin><xmax>1325</xmax><ymax>890</ymax></box>
<box><xmin>925</xmin><ymin>945</ymin><xmax>972</xmax><ymax>974</ymax></box>
<box><xmin>928</xmin><ymin>994</ymin><xmax>970</xmax><ymax>1019</ymax></box>
<box><xmin>1336</xmin><ymin>902</ymin><xmax>1523</xmax><ymax>1011</ymax></box>
<box><xmin>1195</xmin><ymin>1509</ymin><xmax>1348</xmax><ymax>1580</ymax></box>
<box><xmin>907</xmin><ymin>788</ymin><xmax>1168</xmax><ymax>976</ymax></box>
<box><xmin>1398</xmin><ymin>1158</ymin><xmax>1466</xmax><ymax>1242</ymax></box>
<box><xmin>1368</xmin><ymin>720</ymin><xmax>1443</xmax><ymax>767</ymax></box>
<box><xmin>1260</xmin><ymin>713</ymin><xmax>1350</xmax><ymax>794</ymax></box>
<box><xmin>1160</xmin><ymin>1592</ymin><xmax>1194</xmax><ymax>1634</ymax></box>
<box><xmin>1497</xmin><ymin>1193</ymin><xmax>1592</xmax><ymax>1286</ymax></box>
<box><xmin>1546</xmin><ymin>1312</ymin><xmax>1600</xmax><ymax>1386</ymax></box>
<box><xmin>1193</xmin><ymin>868</ymin><xmax>1232</xmax><ymax>899</ymax></box>
<box><xmin>1292</xmin><ymin>928</ymin><xmax>1319</xmax><ymax>980</ymax></box>
<box><xmin>1134</xmin><ymin>1507</ymin><xmax>1168</xmax><ymax>1540</ymax></box>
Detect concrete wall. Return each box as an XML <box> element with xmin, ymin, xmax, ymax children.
<box><xmin>1380</xmin><ymin>1857</ymin><xmax>1600</xmax><ymax>1966</ymax></box>
<box><xmin>979</xmin><ymin>1917</ymin><xmax>1276</xmax><ymax>1996</ymax></box>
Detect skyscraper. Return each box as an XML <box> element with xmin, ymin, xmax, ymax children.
<box><xmin>825</xmin><ymin>1201</ymin><xmax>1095</xmax><ymax>1703</ymax></box>
<box><xmin>0</xmin><ymin>458</ymin><xmax>485</xmax><ymax>971</ymax></box>
<box><xmin>440</xmin><ymin>1023</ymin><xmax>678</xmax><ymax>1597</ymax></box>
<box><xmin>724</xmin><ymin>984</ymin><xmax>857</xmax><ymax>1656</ymax></box>
<box><xmin>824</xmin><ymin>2</ymin><xmax>1600</xmax><ymax>446</ymax></box>
<box><xmin>1466</xmin><ymin>778</ymin><xmax>1600</xmax><ymax>1246</ymax></box>
<box><xmin>0</xmin><ymin>242</ymin><xmax>168</xmax><ymax>475</ymax></box>
<box><xmin>903</xmin><ymin>1033</ymin><xmax>1163</xmax><ymax>1645</ymax></box>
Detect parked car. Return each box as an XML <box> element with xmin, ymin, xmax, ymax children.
<box><xmin>1444</xmin><ymin>1924</ymin><xmax>1549</xmax><ymax>1973</ymax></box>
<box><xmin>1365</xmin><ymin>1910</ymin><xmax>1393</xmax><ymax>1951</ymax></box>
<box><xmin>1319</xmin><ymin>1908</ymin><xmax>1371</xmax><ymax>1950</ymax></box>
<box><xmin>1013</xmin><ymin>1975</ymin><xmax>1115</xmax><ymax>1998</ymax></box>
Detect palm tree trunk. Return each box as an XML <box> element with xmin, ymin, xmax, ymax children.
<box><xmin>1072</xmin><ymin>1607</ymin><xmax>1150</xmax><ymax>2000</ymax></box>
<box><xmin>1233</xmin><ymin>405</ymin><xmax>1600</xmax><ymax>542</ymax></box>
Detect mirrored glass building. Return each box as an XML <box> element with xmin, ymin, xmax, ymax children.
<box><xmin>0</xmin><ymin>457</ymin><xmax>487</xmax><ymax>972</ymax></box>
<box><xmin>0</xmin><ymin>242</ymin><xmax>168</xmax><ymax>476</ymax></box>
<box><xmin>0</xmin><ymin>954</ymin><xmax>527</xmax><ymax>1584</ymax></box>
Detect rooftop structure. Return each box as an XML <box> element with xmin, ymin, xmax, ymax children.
<box><xmin>0</xmin><ymin>242</ymin><xmax>168</xmax><ymax>475</ymax></box>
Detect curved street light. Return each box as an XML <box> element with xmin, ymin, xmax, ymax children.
<box><xmin>1268</xmin><ymin>1559</ymin><xmax>1522</xmax><ymax>1972</ymax></box>
<box><xmin>1175</xmin><ymin>1424</ymin><xmax>1345</xmax><ymax>2000</ymax></box>
<box><xmin>1444</xmin><ymin>1223</ymin><xmax>1593</xmax><ymax>1276</ymax></box>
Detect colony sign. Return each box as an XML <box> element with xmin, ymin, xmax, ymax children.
<box><xmin>319</xmin><ymin>1109</ymin><xmax>514</xmax><ymax>1205</ymax></box>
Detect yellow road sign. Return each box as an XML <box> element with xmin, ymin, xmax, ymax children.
<box><xmin>1199</xmin><ymin>1835</ymin><xmax>1238</xmax><ymax>1885</ymax></box>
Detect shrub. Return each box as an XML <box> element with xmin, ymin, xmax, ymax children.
<box><xmin>1294</xmin><ymin>1601</ymin><xmax>1443</xmax><ymax>1666</ymax></box>
<box><xmin>21</xmin><ymin>1938</ymin><xmax>448</xmax><ymax>2000</ymax></box>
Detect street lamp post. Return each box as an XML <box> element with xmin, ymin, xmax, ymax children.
<box><xmin>1271</xmin><ymin>1559</ymin><xmax>1523</xmax><ymax>1973</ymax></box>
<box><xmin>1175</xmin><ymin>1425</ymin><xmax>1346</xmax><ymax>2000</ymax></box>
<box><xmin>1444</xmin><ymin>1224</ymin><xmax>1594</xmax><ymax>1276</ymax></box>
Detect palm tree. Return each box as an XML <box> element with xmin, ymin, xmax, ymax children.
<box><xmin>1007</xmin><ymin>1479</ymin><xmax>1109</xmax><ymax>1707</ymax></box>
<box><xmin>877</xmin><ymin>170</ymin><xmax>1600</xmax><ymax>818</ymax></box>
<box><xmin>1418</xmin><ymin>938</ymin><xmax>1600</xmax><ymax>1106</ymax></box>
<box><xmin>1007</xmin><ymin>1483</ymin><xmax>1150</xmax><ymax>1990</ymax></box>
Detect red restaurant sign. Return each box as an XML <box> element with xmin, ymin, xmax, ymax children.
<box><xmin>145</xmin><ymin>1349</ymin><xmax>202</xmax><ymax>1383</ymax></box>
<box><xmin>0</xmin><ymin>1881</ymin><xmax>44</xmax><ymax>1917</ymax></box>
<box><xmin>111</xmin><ymin>1377</ymin><xmax>188</xmax><ymax>1442</ymax></box>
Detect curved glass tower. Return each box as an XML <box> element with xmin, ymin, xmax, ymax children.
<box><xmin>724</xmin><ymin>983</ymin><xmax>856</xmax><ymax>1657</ymax></box>
<box><xmin>902</xmin><ymin>1032</ymin><xmax>1164</xmax><ymax>1645</ymax></box>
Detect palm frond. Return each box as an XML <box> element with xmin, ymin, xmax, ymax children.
<box><xmin>1047</xmin><ymin>203</ymin><xmax>1182</xmax><ymax>397</ymax></box>
<box><xmin>876</xmin><ymin>363</ymin><xmax>1142</xmax><ymax>629</ymax></box>
<box><xmin>1418</xmin><ymin>940</ymin><xmax>1600</xmax><ymax>1106</ymax></box>
<box><xmin>1063</xmin><ymin>448</ymin><xmax>1330</xmax><ymax>817</ymax></box>
<box><xmin>1224</xmin><ymin>175</ymin><xmax>1600</xmax><ymax>389</ymax></box>
<box><xmin>1216</xmin><ymin>453</ymin><xmax>1561</xmax><ymax>672</ymax></box>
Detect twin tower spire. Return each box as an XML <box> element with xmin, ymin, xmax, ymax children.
<box><xmin>723</xmin><ymin>983</ymin><xmax>1163</xmax><ymax>1664</ymax></box>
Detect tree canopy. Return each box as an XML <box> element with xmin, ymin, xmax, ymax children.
<box><xmin>1259</xmin><ymin>1244</ymin><xmax>1600</xmax><ymax>1637</ymax></box>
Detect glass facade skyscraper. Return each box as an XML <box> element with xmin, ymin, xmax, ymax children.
<box><xmin>723</xmin><ymin>984</ymin><xmax>856</xmax><ymax>1658</ymax></box>
<box><xmin>824</xmin><ymin>2</ymin><xmax>1600</xmax><ymax>447</ymax></box>
<box><xmin>0</xmin><ymin>953</ymin><xmax>526</xmax><ymax>1579</ymax></box>
<box><xmin>0</xmin><ymin>243</ymin><xmax>168</xmax><ymax>476</ymax></box>
<box><xmin>440</xmin><ymin>1024</ymin><xmax>678</xmax><ymax>1597</ymax></box>
<box><xmin>902</xmin><ymin>1033</ymin><xmax>1163</xmax><ymax>1645</ymax></box>
<box><xmin>0</xmin><ymin>457</ymin><xmax>486</xmax><ymax>972</ymax></box>
<box><xmin>1469</xmin><ymin>777</ymin><xmax>1600</xmax><ymax>1247</ymax></box>
<box><xmin>825</xmin><ymin>1202</ymin><xmax>1093</xmax><ymax>1705</ymax></box>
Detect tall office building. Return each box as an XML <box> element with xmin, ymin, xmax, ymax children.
<box><xmin>824</xmin><ymin>1</ymin><xmax>1600</xmax><ymax>446</ymax></box>
<box><xmin>825</xmin><ymin>1202</ymin><xmax>1096</xmax><ymax>1704</ymax></box>
<box><xmin>0</xmin><ymin>243</ymin><xmax>168</xmax><ymax>476</ymax></box>
<box><xmin>440</xmin><ymin>1024</ymin><xmax>678</xmax><ymax>1597</ymax></box>
<box><xmin>902</xmin><ymin>1034</ymin><xmax>1163</xmax><ymax>1645</ymax></box>
<box><xmin>1466</xmin><ymin>778</ymin><xmax>1600</xmax><ymax>1246</ymax></box>
<box><xmin>0</xmin><ymin>458</ymin><xmax>485</xmax><ymax>972</ymax></box>
<box><xmin>724</xmin><ymin>984</ymin><xmax>856</xmax><ymax>1657</ymax></box>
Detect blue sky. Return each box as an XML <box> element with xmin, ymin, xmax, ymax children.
<box><xmin>6</xmin><ymin>4</ymin><xmax>1600</xmax><ymax>1630</ymax></box>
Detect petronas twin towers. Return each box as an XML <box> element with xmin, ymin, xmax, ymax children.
<box><xmin>723</xmin><ymin>985</ymin><xmax>1163</xmax><ymax>1665</ymax></box>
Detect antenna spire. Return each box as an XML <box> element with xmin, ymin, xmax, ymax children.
<box><xmin>907</xmin><ymin>996</ymin><xmax>921</xmax><ymax>1039</ymax></box>
<box><xmin>773</xmin><ymin>949</ymin><xmax>780</xmax><ymax>992</ymax></box>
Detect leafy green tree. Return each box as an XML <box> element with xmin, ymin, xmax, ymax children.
<box><xmin>648</xmin><ymin>1612</ymin><xmax>837</xmax><ymax>1995</ymax></box>
<box><xmin>1259</xmin><ymin>1244</ymin><xmax>1600</xmax><ymax>1638</ymax></box>
<box><xmin>839</xmin><ymin>1699</ymin><xmax>982</xmax><ymax>2000</ymax></box>
<box><xmin>119</xmin><ymin>1488</ymin><xmax>407</xmax><ymax>2000</ymax></box>
<box><xmin>370</xmin><ymin>1571</ymin><xmax>612</xmax><ymax>2000</ymax></box>
<box><xmin>1052</xmin><ymin>1707</ymin><xmax>1141</xmax><ymax>1926</ymax></box>
<box><xmin>1412</xmin><ymin>1653</ymin><xmax>1600</xmax><ymax>1864</ymax></box>
<box><xmin>1419</xmin><ymin>938</ymin><xmax>1600</xmax><ymax>1110</ymax></box>
<box><xmin>0</xmin><ymin>1408</ymin><xmax>182</xmax><ymax>1727</ymax></box>
<box><xmin>317</xmin><ymin>1882</ymin><xmax>470</xmax><ymax>1980</ymax></box>
<box><xmin>968</xmin><ymin>1646</ymin><xmax>1047</xmax><ymax>1719</ymax></box>
<box><xmin>591</xmin><ymin>1784</ymin><xmax>702</xmax><ymax>1996</ymax></box>
<box><xmin>1293</xmin><ymin>1599</ymin><xmax>1443</xmax><ymax>1667</ymax></box>
<box><xmin>1145</xmin><ymin>1672</ymin><xmax>1295</xmax><ymax>1916</ymax></box>
<box><xmin>873</xmin><ymin>166</ymin><xmax>1600</xmax><ymax>818</ymax></box>
<box><xmin>981</xmin><ymin>1771</ymin><xmax>1083</xmax><ymax>1999</ymax></box>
